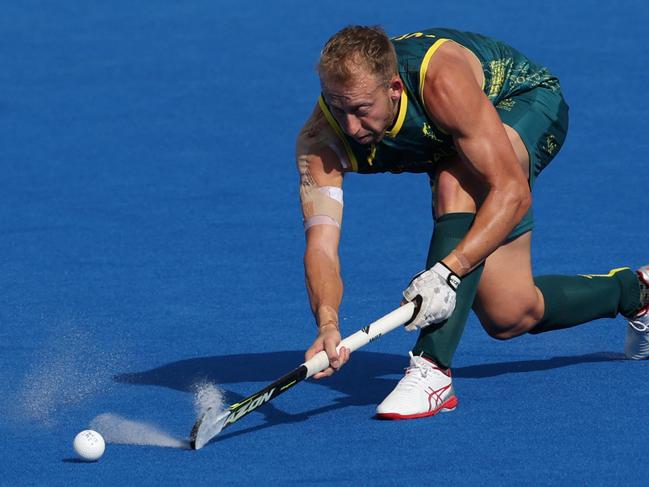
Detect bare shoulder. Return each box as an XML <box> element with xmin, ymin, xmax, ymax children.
<box><xmin>425</xmin><ymin>40</ymin><xmax>483</xmax><ymax>92</ymax></box>
<box><xmin>421</xmin><ymin>41</ymin><xmax>488</xmax><ymax>133</ymax></box>
<box><xmin>296</xmin><ymin>104</ymin><xmax>346</xmax><ymax>181</ymax></box>
<box><xmin>297</xmin><ymin>105</ymin><xmax>337</xmax><ymax>152</ymax></box>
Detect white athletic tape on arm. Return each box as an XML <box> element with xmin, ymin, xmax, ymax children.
<box><xmin>296</xmin><ymin>112</ymin><xmax>345</xmax><ymax>230</ymax></box>
<box><xmin>303</xmin><ymin>186</ymin><xmax>344</xmax><ymax>230</ymax></box>
<box><xmin>318</xmin><ymin>186</ymin><xmax>343</xmax><ymax>205</ymax></box>
<box><xmin>304</xmin><ymin>215</ymin><xmax>340</xmax><ymax>230</ymax></box>
<box><xmin>298</xmin><ymin>157</ymin><xmax>344</xmax><ymax>230</ymax></box>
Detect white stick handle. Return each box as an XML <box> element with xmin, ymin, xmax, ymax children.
<box><xmin>303</xmin><ymin>302</ymin><xmax>415</xmax><ymax>378</ymax></box>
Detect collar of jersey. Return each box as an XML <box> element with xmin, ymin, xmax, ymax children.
<box><xmin>385</xmin><ymin>88</ymin><xmax>408</xmax><ymax>138</ymax></box>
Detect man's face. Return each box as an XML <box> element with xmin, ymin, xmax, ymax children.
<box><xmin>321</xmin><ymin>70</ymin><xmax>402</xmax><ymax>145</ymax></box>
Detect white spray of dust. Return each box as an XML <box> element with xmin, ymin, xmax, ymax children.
<box><xmin>193</xmin><ymin>382</ymin><xmax>225</xmax><ymax>416</ymax></box>
<box><xmin>86</xmin><ymin>383</ymin><xmax>226</xmax><ymax>450</ymax></box>
<box><xmin>13</xmin><ymin>324</ymin><xmax>123</xmax><ymax>427</ymax></box>
<box><xmin>90</xmin><ymin>413</ymin><xmax>188</xmax><ymax>449</ymax></box>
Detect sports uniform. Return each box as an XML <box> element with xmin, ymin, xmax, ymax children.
<box><xmin>301</xmin><ymin>27</ymin><xmax>648</xmax><ymax>420</ymax></box>
<box><xmin>318</xmin><ymin>27</ymin><xmax>569</xmax><ymax>240</ymax></box>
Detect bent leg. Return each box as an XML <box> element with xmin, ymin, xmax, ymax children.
<box><xmin>413</xmin><ymin>157</ymin><xmax>484</xmax><ymax>368</ymax></box>
<box><xmin>475</xmin><ymin>232</ymin><xmax>642</xmax><ymax>339</ymax></box>
<box><xmin>473</xmin><ymin>232</ymin><xmax>544</xmax><ymax>339</ymax></box>
<box><xmin>415</xmin><ymin>122</ymin><xmax>530</xmax><ymax>365</ymax></box>
<box><xmin>412</xmin><ymin>212</ymin><xmax>484</xmax><ymax>368</ymax></box>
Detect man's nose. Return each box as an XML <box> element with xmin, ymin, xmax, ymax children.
<box><xmin>341</xmin><ymin>113</ymin><xmax>361</xmax><ymax>136</ymax></box>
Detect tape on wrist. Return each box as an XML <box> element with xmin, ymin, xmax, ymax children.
<box><xmin>451</xmin><ymin>249</ymin><xmax>472</xmax><ymax>274</ymax></box>
<box><xmin>432</xmin><ymin>261</ymin><xmax>461</xmax><ymax>291</ymax></box>
<box><xmin>318</xmin><ymin>323</ymin><xmax>339</xmax><ymax>333</ymax></box>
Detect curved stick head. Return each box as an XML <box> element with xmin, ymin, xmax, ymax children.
<box><xmin>190</xmin><ymin>408</ymin><xmax>230</xmax><ymax>450</ymax></box>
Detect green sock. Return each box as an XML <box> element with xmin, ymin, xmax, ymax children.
<box><xmin>412</xmin><ymin>213</ymin><xmax>484</xmax><ymax>369</ymax></box>
<box><xmin>530</xmin><ymin>268</ymin><xmax>641</xmax><ymax>334</ymax></box>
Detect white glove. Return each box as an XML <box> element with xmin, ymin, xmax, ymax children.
<box><xmin>403</xmin><ymin>262</ymin><xmax>461</xmax><ymax>331</ymax></box>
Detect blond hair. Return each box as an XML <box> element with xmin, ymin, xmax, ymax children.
<box><xmin>317</xmin><ymin>25</ymin><xmax>398</xmax><ymax>86</ymax></box>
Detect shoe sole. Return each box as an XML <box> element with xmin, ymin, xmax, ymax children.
<box><xmin>375</xmin><ymin>395</ymin><xmax>458</xmax><ymax>420</ymax></box>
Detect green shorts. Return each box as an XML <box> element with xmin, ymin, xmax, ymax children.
<box><xmin>496</xmin><ymin>85</ymin><xmax>570</xmax><ymax>240</ymax></box>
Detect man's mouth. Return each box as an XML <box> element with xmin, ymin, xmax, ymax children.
<box><xmin>356</xmin><ymin>134</ymin><xmax>374</xmax><ymax>144</ymax></box>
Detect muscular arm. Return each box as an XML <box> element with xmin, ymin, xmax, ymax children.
<box><xmin>296</xmin><ymin>107</ymin><xmax>349</xmax><ymax>377</ymax></box>
<box><xmin>305</xmin><ymin>224</ymin><xmax>342</xmax><ymax>325</ymax></box>
<box><xmin>422</xmin><ymin>43</ymin><xmax>532</xmax><ymax>276</ymax></box>
<box><xmin>302</xmin><ymin>168</ymin><xmax>343</xmax><ymax>330</ymax></box>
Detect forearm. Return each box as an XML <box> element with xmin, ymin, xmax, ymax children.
<box><xmin>444</xmin><ymin>124</ymin><xmax>531</xmax><ymax>275</ymax></box>
<box><xmin>443</xmin><ymin>184</ymin><xmax>530</xmax><ymax>276</ymax></box>
<box><xmin>304</xmin><ymin>246</ymin><xmax>343</xmax><ymax>328</ymax></box>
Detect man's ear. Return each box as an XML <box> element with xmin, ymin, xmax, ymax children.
<box><xmin>388</xmin><ymin>75</ymin><xmax>403</xmax><ymax>101</ymax></box>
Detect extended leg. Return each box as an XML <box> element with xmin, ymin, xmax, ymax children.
<box><xmin>474</xmin><ymin>234</ymin><xmax>644</xmax><ymax>340</ymax></box>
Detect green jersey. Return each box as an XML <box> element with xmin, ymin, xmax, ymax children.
<box><xmin>318</xmin><ymin>27</ymin><xmax>561</xmax><ymax>174</ymax></box>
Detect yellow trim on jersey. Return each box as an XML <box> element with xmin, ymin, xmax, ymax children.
<box><xmin>580</xmin><ymin>267</ymin><xmax>630</xmax><ymax>279</ymax></box>
<box><xmin>418</xmin><ymin>38</ymin><xmax>450</xmax><ymax>102</ymax></box>
<box><xmin>385</xmin><ymin>89</ymin><xmax>408</xmax><ymax>138</ymax></box>
<box><xmin>419</xmin><ymin>38</ymin><xmax>451</xmax><ymax>135</ymax></box>
<box><xmin>317</xmin><ymin>96</ymin><xmax>359</xmax><ymax>172</ymax></box>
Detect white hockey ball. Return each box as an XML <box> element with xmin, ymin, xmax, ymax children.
<box><xmin>73</xmin><ymin>429</ymin><xmax>105</xmax><ymax>461</ymax></box>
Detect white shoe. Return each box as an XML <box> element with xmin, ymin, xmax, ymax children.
<box><xmin>625</xmin><ymin>265</ymin><xmax>649</xmax><ymax>360</ymax></box>
<box><xmin>376</xmin><ymin>352</ymin><xmax>457</xmax><ymax>420</ymax></box>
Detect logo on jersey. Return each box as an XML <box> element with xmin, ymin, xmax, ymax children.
<box><xmin>496</xmin><ymin>98</ymin><xmax>516</xmax><ymax>112</ymax></box>
<box><xmin>422</xmin><ymin>123</ymin><xmax>443</xmax><ymax>142</ymax></box>
<box><xmin>544</xmin><ymin>134</ymin><xmax>559</xmax><ymax>156</ymax></box>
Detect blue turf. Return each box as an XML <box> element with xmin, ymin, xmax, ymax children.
<box><xmin>1</xmin><ymin>1</ymin><xmax>648</xmax><ymax>485</ymax></box>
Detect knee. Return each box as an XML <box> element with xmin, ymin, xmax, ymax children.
<box><xmin>479</xmin><ymin>306</ymin><xmax>544</xmax><ymax>341</ymax></box>
<box><xmin>482</xmin><ymin>322</ymin><xmax>526</xmax><ymax>340</ymax></box>
<box><xmin>475</xmin><ymin>285</ymin><xmax>545</xmax><ymax>340</ymax></box>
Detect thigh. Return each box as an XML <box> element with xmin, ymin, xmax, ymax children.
<box><xmin>432</xmin><ymin>123</ymin><xmax>530</xmax><ymax>221</ymax></box>
<box><xmin>472</xmin><ymin>232</ymin><xmax>544</xmax><ymax>338</ymax></box>
<box><xmin>496</xmin><ymin>87</ymin><xmax>569</xmax><ymax>241</ymax></box>
<box><xmin>432</xmin><ymin>155</ymin><xmax>482</xmax><ymax>218</ymax></box>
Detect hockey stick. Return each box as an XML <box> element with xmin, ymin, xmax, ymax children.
<box><xmin>189</xmin><ymin>302</ymin><xmax>416</xmax><ymax>449</ymax></box>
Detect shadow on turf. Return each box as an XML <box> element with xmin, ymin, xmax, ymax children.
<box><xmin>62</xmin><ymin>458</ymin><xmax>93</xmax><ymax>463</ymax></box>
<box><xmin>113</xmin><ymin>350</ymin><xmax>624</xmax><ymax>442</ymax></box>
<box><xmin>455</xmin><ymin>351</ymin><xmax>625</xmax><ymax>378</ymax></box>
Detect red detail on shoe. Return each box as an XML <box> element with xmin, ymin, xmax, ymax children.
<box><xmin>375</xmin><ymin>392</ymin><xmax>458</xmax><ymax>421</ymax></box>
<box><xmin>633</xmin><ymin>270</ymin><xmax>649</xmax><ymax>317</ymax></box>
<box><xmin>418</xmin><ymin>356</ymin><xmax>452</xmax><ymax>377</ymax></box>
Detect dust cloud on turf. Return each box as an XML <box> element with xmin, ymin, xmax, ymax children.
<box><xmin>193</xmin><ymin>381</ymin><xmax>225</xmax><ymax>417</ymax></box>
<box><xmin>87</xmin><ymin>382</ymin><xmax>225</xmax><ymax>449</ymax></box>
<box><xmin>9</xmin><ymin>321</ymin><xmax>126</xmax><ymax>427</ymax></box>
<box><xmin>89</xmin><ymin>412</ymin><xmax>188</xmax><ymax>448</ymax></box>
<box><xmin>6</xmin><ymin>320</ymin><xmax>226</xmax><ymax>449</ymax></box>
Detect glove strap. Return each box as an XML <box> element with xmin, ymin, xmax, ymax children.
<box><xmin>432</xmin><ymin>262</ymin><xmax>461</xmax><ymax>291</ymax></box>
